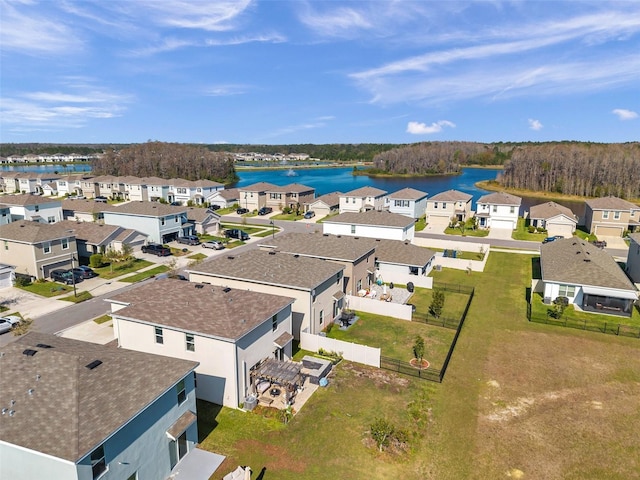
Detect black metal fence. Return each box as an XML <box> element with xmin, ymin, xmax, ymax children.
<box><xmin>527</xmin><ymin>303</ymin><xmax>640</xmax><ymax>339</ymax></box>
<box><xmin>412</xmin><ymin>282</ymin><xmax>475</xmax><ymax>330</ymax></box>
<box><xmin>380</xmin><ymin>286</ymin><xmax>475</xmax><ymax>383</ymax></box>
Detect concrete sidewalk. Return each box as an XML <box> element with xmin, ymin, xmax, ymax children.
<box><xmin>59</xmin><ymin>315</ymin><xmax>115</xmax><ymax>344</ymax></box>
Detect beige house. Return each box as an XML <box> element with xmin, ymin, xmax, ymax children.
<box><xmin>584</xmin><ymin>196</ymin><xmax>640</xmax><ymax>237</ymax></box>
<box><xmin>528</xmin><ymin>201</ymin><xmax>578</xmax><ymax>237</ymax></box>
<box><xmin>258</xmin><ymin>232</ymin><xmax>376</xmax><ymax>296</ymax></box>
<box><xmin>188</xmin><ymin>249</ymin><xmax>345</xmax><ymax>340</ymax></box>
<box><xmin>265</xmin><ymin>183</ymin><xmax>315</xmax><ymax>211</ymax></box>
<box><xmin>339</xmin><ymin>186</ymin><xmax>387</xmax><ymax>214</ymax></box>
<box><xmin>237</xmin><ymin>182</ymin><xmax>277</xmax><ymax>211</ymax></box>
<box><xmin>425</xmin><ymin>189</ymin><xmax>473</xmax><ymax>228</ymax></box>
<box><xmin>626</xmin><ymin>233</ymin><xmax>640</xmax><ymax>285</ymax></box>
<box><xmin>0</xmin><ymin>220</ymin><xmax>78</xmax><ymax>279</ymax></box>
<box><xmin>58</xmin><ymin>220</ymin><xmax>148</xmax><ymax>257</ymax></box>
<box><xmin>186</xmin><ymin>207</ymin><xmax>220</xmax><ymax>234</ymax></box>
<box><xmin>306</xmin><ymin>191</ymin><xmax>342</xmax><ymax>218</ymax></box>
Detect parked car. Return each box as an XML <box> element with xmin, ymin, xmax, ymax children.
<box><xmin>224</xmin><ymin>228</ymin><xmax>249</xmax><ymax>241</ymax></box>
<box><xmin>202</xmin><ymin>240</ymin><xmax>225</xmax><ymax>250</ymax></box>
<box><xmin>0</xmin><ymin>316</ymin><xmax>21</xmax><ymax>334</ymax></box>
<box><xmin>170</xmin><ymin>201</ymin><xmax>182</xmax><ymax>206</ymax></box>
<box><xmin>72</xmin><ymin>266</ymin><xmax>97</xmax><ymax>279</ymax></box>
<box><xmin>69</xmin><ymin>194</ymin><xmax>86</xmax><ymax>200</ymax></box>
<box><xmin>542</xmin><ymin>235</ymin><xmax>564</xmax><ymax>244</ymax></box>
<box><xmin>94</xmin><ymin>196</ymin><xmax>108</xmax><ymax>203</ymax></box>
<box><xmin>51</xmin><ymin>269</ymin><xmax>83</xmax><ymax>285</ymax></box>
<box><xmin>591</xmin><ymin>240</ymin><xmax>607</xmax><ymax>248</ymax></box>
<box><xmin>141</xmin><ymin>243</ymin><xmax>172</xmax><ymax>256</ymax></box>
<box><xmin>258</xmin><ymin>206</ymin><xmax>273</xmax><ymax>215</ymax></box>
<box><xmin>177</xmin><ymin>235</ymin><xmax>201</xmax><ymax>246</ymax></box>
<box><xmin>303</xmin><ymin>210</ymin><xmax>316</xmax><ymax>219</ymax></box>
<box><xmin>236</xmin><ymin>207</ymin><xmax>249</xmax><ymax>215</ymax></box>
<box><xmin>209</xmin><ymin>204</ymin><xmax>220</xmax><ymax>210</ymax></box>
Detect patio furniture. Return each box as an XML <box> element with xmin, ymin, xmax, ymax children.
<box><xmin>270</xmin><ymin>387</ymin><xmax>282</xmax><ymax>397</ymax></box>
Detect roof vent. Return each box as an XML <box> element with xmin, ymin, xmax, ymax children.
<box><xmin>323</xmin><ymin>233</ymin><xmax>329</xmax><ymax>236</ymax></box>
<box><xmin>85</xmin><ymin>360</ymin><xmax>103</xmax><ymax>370</ymax></box>
<box><xmin>195</xmin><ymin>284</ymin><xmax>204</xmax><ymax>289</ymax></box>
<box><xmin>35</xmin><ymin>343</ymin><xmax>52</xmax><ymax>349</ymax></box>
<box><xmin>27</xmin><ymin>388</ymin><xmax>34</xmax><ymax>396</ymax></box>
<box><xmin>227</xmin><ymin>256</ymin><xmax>235</xmax><ymax>260</ymax></box>
<box><xmin>268</xmin><ymin>251</ymin><xmax>276</xmax><ymax>255</ymax></box>
<box><xmin>223</xmin><ymin>287</ymin><xmax>231</xmax><ymax>293</ymax></box>
<box><xmin>8</xmin><ymin>410</ymin><xmax>15</xmax><ymax>417</ymax></box>
<box><xmin>1</xmin><ymin>408</ymin><xmax>7</xmax><ymax>415</ymax></box>
<box><xmin>293</xmin><ymin>254</ymin><xmax>299</xmax><ymax>258</ymax></box>
<box><xmin>337</xmin><ymin>235</ymin><xmax>341</xmax><ymax>238</ymax></box>
<box><xmin>354</xmin><ymin>237</ymin><xmax>359</xmax><ymax>240</ymax></box>
<box><xmin>22</xmin><ymin>349</ymin><xmax>37</xmax><ymax>357</ymax></box>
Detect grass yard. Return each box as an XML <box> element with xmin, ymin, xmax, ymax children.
<box><xmin>511</xmin><ymin>217</ymin><xmax>548</xmax><ymax>241</ymax></box>
<box><xmin>170</xmin><ymin>247</ymin><xmax>192</xmax><ymax>257</ymax></box>
<box><xmin>410</xmin><ymin>286</ymin><xmax>472</xmax><ymax>322</ymax></box>
<box><xmin>120</xmin><ymin>265</ymin><xmax>170</xmax><ymax>283</ymax></box>
<box><xmin>221</xmin><ymin>224</ymin><xmax>264</xmax><ymax>235</ymax></box>
<box><xmin>443</xmin><ymin>226</ymin><xmax>489</xmax><ymax>237</ymax></box>
<box><xmin>270</xmin><ymin>213</ymin><xmax>303</xmax><ymax>221</ymax></box>
<box><xmin>18</xmin><ymin>281</ymin><xmax>71</xmax><ymax>297</ymax></box>
<box><xmin>93</xmin><ymin>259</ymin><xmax>153</xmax><ymax>280</ymax></box>
<box><xmin>198</xmin><ymin>234</ymin><xmax>227</xmax><ymax>242</ymax></box>
<box><xmin>60</xmin><ymin>291</ymin><xmax>93</xmax><ymax>303</ymax></box>
<box><xmin>574</xmin><ymin>225</ymin><xmax>598</xmax><ymax>242</ymax></box>
<box><xmin>428</xmin><ymin>248</ymin><xmax>485</xmax><ymax>261</ymax></box>
<box><xmin>187</xmin><ymin>253</ymin><xmax>207</xmax><ymax>261</ymax></box>
<box><xmin>415</xmin><ymin>216</ymin><xmax>426</xmax><ymax>231</ymax></box>
<box><xmin>254</xmin><ymin>229</ymin><xmax>278</xmax><ymax>238</ymax></box>
<box><xmin>93</xmin><ymin>314</ymin><xmax>112</xmax><ymax>324</ymax></box>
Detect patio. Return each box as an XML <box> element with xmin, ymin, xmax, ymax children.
<box><xmin>250</xmin><ymin>358</ymin><xmax>318</xmax><ymax>412</ymax></box>
<box><xmin>357</xmin><ymin>283</ymin><xmax>413</xmax><ymax>305</ymax></box>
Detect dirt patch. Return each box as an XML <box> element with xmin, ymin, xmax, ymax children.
<box><xmin>410</xmin><ymin>358</ymin><xmax>430</xmax><ymax>369</ymax></box>
<box><xmin>234</xmin><ymin>439</ymin><xmax>307</xmax><ymax>473</ymax></box>
<box><xmin>339</xmin><ymin>362</ymin><xmax>410</xmax><ymax>390</ymax></box>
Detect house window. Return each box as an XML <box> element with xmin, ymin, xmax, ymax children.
<box><xmin>492</xmin><ymin>205</ymin><xmax>497</xmax><ymax>213</ymax></box>
<box><xmin>186</xmin><ymin>333</ymin><xmax>195</xmax><ymax>352</ymax></box>
<box><xmin>34</xmin><ymin>205</ymin><xmax>39</xmax><ymax>213</ymax></box>
<box><xmin>48</xmin><ymin>216</ymin><xmax>55</xmax><ymax>223</ymax></box>
<box><xmin>434</xmin><ymin>202</ymin><xmax>438</xmax><ymax>209</ymax></box>
<box><xmin>176</xmin><ymin>378</ymin><xmax>186</xmax><ymax>404</ymax></box>
<box><xmin>161</xmin><ymin>218</ymin><xmax>165</xmax><ymax>225</ymax></box>
<box><xmin>602</xmin><ymin>211</ymin><xmax>609</xmax><ymax>219</ymax></box>
<box><xmin>510</xmin><ymin>206</ymin><xmax>515</xmax><ymax>214</ymax></box>
<box><xmin>351</xmin><ymin>197</ymin><xmax>355</xmax><ymax>204</ymax></box>
<box><xmin>558</xmin><ymin>285</ymin><xmax>576</xmax><ymax>297</ymax></box>
<box><xmin>357</xmin><ymin>279</ymin><xmax>362</xmax><ymax>291</ymax></box>
<box><xmin>43</xmin><ymin>242</ymin><xmax>51</xmax><ymax>254</ymax></box>
<box><xmin>4</xmin><ymin>241</ymin><xmax>8</xmax><ymax>250</ymax></box>
<box><xmin>333</xmin><ymin>300</ymin><xmax>339</xmax><ymax>318</ymax></box>
<box><xmin>272</xmin><ymin>315</ymin><xmax>278</xmax><ymax>332</ymax></box>
<box><xmin>319</xmin><ymin>310</ymin><xmax>324</xmax><ymax>325</ymax></box>
<box><xmin>351</xmin><ymin>225</ymin><xmax>356</xmax><ymax>234</ymax></box>
<box><xmin>614</xmin><ymin>211</ymin><xmax>621</xmax><ymax>220</ymax></box>
<box><xmin>442</xmin><ymin>203</ymin><xmax>447</xmax><ymax>209</ymax></box>
<box><xmin>90</xmin><ymin>445</ymin><xmax>107</xmax><ymax>479</ymax></box>
<box><xmin>61</xmin><ymin>238</ymin><xmax>69</xmax><ymax>250</ymax></box>
<box><xmin>336</xmin><ymin>273</ymin><xmax>341</xmax><ymax>284</ymax></box>
<box><xmin>175</xmin><ymin>215</ymin><xmax>179</xmax><ymax>223</ymax></box>
<box><xmin>155</xmin><ymin>327</ymin><xmax>163</xmax><ymax>344</ymax></box>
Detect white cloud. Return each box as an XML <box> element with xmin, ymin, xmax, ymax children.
<box><xmin>407</xmin><ymin>120</ymin><xmax>455</xmax><ymax>135</ymax></box>
<box><xmin>612</xmin><ymin>108</ymin><xmax>638</xmax><ymax>120</ymax></box>
<box><xmin>528</xmin><ymin>119</ymin><xmax>543</xmax><ymax>130</ymax></box>
<box><xmin>204</xmin><ymin>84</ymin><xmax>250</xmax><ymax>97</ymax></box>
<box><xmin>298</xmin><ymin>5</ymin><xmax>372</xmax><ymax>37</ymax></box>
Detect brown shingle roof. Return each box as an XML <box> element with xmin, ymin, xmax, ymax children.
<box><xmin>61</xmin><ymin>199</ymin><xmax>114</xmax><ymax>214</ymax></box>
<box><xmin>190</xmin><ymin>249</ymin><xmax>344</xmax><ymax>290</ymax></box>
<box><xmin>0</xmin><ymin>220</ymin><xmax>75</xmax><ymax>244</ymax></box>
<box><xmin>371</xmin><ymin>239</ymin><xmax>435</xmax><ymax>267</ymax></box>
<box><xmin>540</xmin><ymin>238</ymin><xmax>637</xmax><ymax>291</ymax></box>
<box><xmin>110</xmin><ymin>279</ymin><xmax>294</xmax><ymax>340</ymax></box>
<box><xmin>325</xmin><ymin>210</ymin><xmax>415</xmax><ymax>228</ymax></box>
<box><xmin>106</xmin><ymin>201</ymin><xmax>186</xmax><ymax>217</ymax></box>
<box><xmin>585</xmin><ymin>196</ymin><xmax>639</xmax><ymax>210</ymax></box>
<box><xmin>0</xmin><ymin>333</ymin><xmax>197</xmax><ymax>462</ymax></box>
<box><xmin>529</xmin><ymin>201</ymin><xmax>576</xmax><ymax>221</ymax></box>
<box><xmin>58</xmin><ymin>220</ymin><xmax>122</xmax><ymax>245</ymax></box>
<box><xmin>266</xmin><ymin>183</ymin><xmax>315</xmax><ymax>194</ymax></box>
<box><xmin>186</xmin><ymin>207</ymin><xmax>217</xmax><ymax>223</ymax></box>
<box><xmin>429</xmin><ymin>189</ymin><xmax>472</xmax><ymax>202</ymax></box>
<box><xmin>259</xmin><ymin>232</ymin><xmax>375</xmax><ymax>262</ymax></box>
<box><xmin>239</xmin><ymin>182</ymin><xmax>277</xmax><ymax>192</ymax></box>
<box><xmin>343</xmin><ymin>186</ymin><xmax>387</xmax><ymax>197</ymax></box>
<box><xmin>387</xmin><ymin>187</ymin><xmax>427</xmax><ymax>200</ymax></box>
<box><xmin>307</xmin><ymin>191</ymin><xmax>342</xmax><ymax>207</ymax></box>
<box><xmin>214</xmin><ymin>188</ymin><xmax>239</xmax><ymax>200</ymax></box>
<box><xmin>0</xmin><ymin>194</ymin><xmax>61</xmax><ymax>206</ymax></box>
<box><xmin>477</xmin><ymin>191</ymin><xmax>522</xmax><ymax>205</ymax></box>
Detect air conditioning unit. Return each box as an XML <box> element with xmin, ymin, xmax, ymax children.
<box><xmin>543</xmin><ymin>297</ymin><xmax>551</xmax><ymax>305</ymax></box>
<box><xmin>435</xmin><ymin>265</ymin><xmax>442</xmax><ymax>271</ymax></box>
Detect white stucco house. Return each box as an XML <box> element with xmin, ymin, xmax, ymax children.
<box><xmin>386</xmin><ymin>187</ymin><xmax>428</xmax><ymax>219</ymax></box>
<box><xmin>528</xmin><ymin>201</ymin><xmax>577</xmax><ymax>237</ymax></box>
<box><xmin>322</xmin><ymin>210</ymin><xmax>416</xmax><ymax>242</ymax></box>
<box><xmin>0</xmin><ymin>332</ymin><xmax>199</xmax><ymax>480</ymax></box>
<box><xmin>339</xmin><ymin>186</ymin><xmax>387</xmax><ymax>214</ymax></box>
<box><xmin>108</xmin><ymin>279</ymin><xmax>295</xmax><ymax>409</ymax></box>
<box><xmin>102</xmin><ymin>202</ymin><xmax>190</xmax><ymax>244</ymax></box>
<box><xmin>167</xmin><ymin>179</ymin><xmax>224</xmax><ymax>206</ymax></box>
<box><xmin>476</xmin><ymin>192</ymin><xmax>522</xmax><ymax>230</ymax></box>
<box><xmin>540</xmin><ymin>238</ymin><xmax>638</xmax><ymax>317</ymax></box>
<box><xmin>0</xmin><ymin>195</ymin><xmax>63</xmax><ymax>224</ymax></box>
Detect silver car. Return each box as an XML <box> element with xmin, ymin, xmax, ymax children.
<box><xmin>202</xmin><ymin>240</ymin><xmax>225</xmax><ymax>250</ymax></box>
<box><xmin>0</xmin><ymin>316</ymin><xmax>21</xmax><ymax>334</ymax></box>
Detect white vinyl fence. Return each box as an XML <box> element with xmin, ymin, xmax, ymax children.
<box><xmin>412</xmin><ymin>238</ymin><xmax>490</xmax><ymax>272</ymax></box>
<box><xmin>346</xmin><ymin>294</ymin><xmax>413</xmax><ymax>320</ymax></box>
<box><xmin>300</xmin><ymin>331</ymin><xmax>381</xmax><ymax>367</ymax></box>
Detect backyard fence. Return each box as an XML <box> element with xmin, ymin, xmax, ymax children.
<box><xmin>300</xmin><ymin>331</ymin><xmax>381</xmax><ymax>367</ymax></box>
<box><xmin>527</xmin><ymin>303</ymin><xmax>640</xmax><ymax>339</ymax></box>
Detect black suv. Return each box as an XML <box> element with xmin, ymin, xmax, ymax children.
<box><xmin>51</xmin><ymin>269</ymin><xmax>83</xmax><ymax>285</ymax></box>
<box><xmin>177</xmin><ymin>235</ymin><xmax>200</xmax><ymax>246</ymax></box>
<box><xmin>258</xmin><ymin>206</ymin><xmax>273</xmax><ymax>215</ymax></box>
<box><xmin>142</xmin><ymin>244</ymin><xmax>172</xmax><ymax>256</ymax></box>
<box><xmin>236</xmin><ymin>207</ymin><xmax>249</xmax><ymax>215</ymax></box>
<box><xmin>224</xmin><ymin>229</ymin><xmax>249</xmax><ymax>241</ymax></box>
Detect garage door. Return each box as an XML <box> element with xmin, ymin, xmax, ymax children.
<box><xmin>428</xmin><ymin>215</ymin><xmax>451</xmax><ymax>227</ymax></box>
<box><xmin>491</xmin><ymin>219</ymin><xmax>515</xmax><ymax>230</ymax></box>
<box><xmin>547</xmin><ymin>223</ymin><xmax>574</xmax><ymax>238</ymax></box>
<box><xmin>42</xmin><ymin>260</ymin><xmax>72</xmax><ymax>278</ymax></box>
<box><xmin>595</xmin><ymin>225</ymin><xmax>623</xmax><ymax>237</ymax></box>
<box><xmin>0</xmin><ymin>271</ymin><xmax>13</xmax><ymax>288</ymax></box>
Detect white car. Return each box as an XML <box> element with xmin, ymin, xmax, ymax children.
<box><xmin>0</xmin><ymin>316</ymin><xmax>21</xmax><ymax>334</ymax></box>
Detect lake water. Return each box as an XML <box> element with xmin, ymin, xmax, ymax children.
<box><xmin>0</xmin><ymin>163</ymin><xmax>586</xmax><ymax>216</ymax></box>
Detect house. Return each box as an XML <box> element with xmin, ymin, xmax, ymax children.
<box><xmin>258</xmin><ymin>232</ymin><xmax>376</xmax><ymax>296</ymax></box>
<box><xmin>370</xmin><ymin>239</ymin><xmax>436</xmax><ymax>286</ymax></box>
<box><xmin>207</xmin><ymin>188</ymin><xmax>239</xmax><ymax>209</ymax></box>
<box><xmin>41</xmin><ymin>182</ymin><xmax>58</xmax><ymax>196</ymax></box>
<box><xmin>264</xmin><ymin>183</ymin><xmax>315</xmax><ymax>211</ymax></box>
<box><xmin>102</xmin><ymin>202</ymin><xmax>190</xmax><ymax>244</ymax></box>
<box><xmin>528</xmin><ymin>201</ymin><xmax>578</xmax><ymax>237</ymax></box>
<box><xmin>186</xmin><ymin>207</ymin><xmax>220</xmax><ymax>235</ymax></box>
<box><xmin>584</xmin><ymin>196</ymin><xmax>640</xmax><ymax>237</ymax></box>
<box><xmin>540</xmin><ymin>238</ymin><xmax>638</xmax><ymax>317</ymax></box>
<box><xmin>55</xmin><ymin>175</ymin><xmax>91</xmax><ymax>197</ymax></box>
<box><xmin>107</xmin><ymin>279</ymin><xmax>295</xmax><ymax>408</ymax></box>
<box><xmin>0</xmin><ymin>194</ymin><xmax>63</xmax><ymax>224</ymax></box>
<box><xmin>386</xmin><ymin>187</ymin><xmax>428</xmax><ymax>219</ymax></box>
<box><xmin>59</xmin><ymin>220</ymin><xmax>148</xmax><ymax>257</ymax></box>
<box><xmin>626</xmin><ymin>233</ymin><xmax>640</xmax><ymax>285</ymax></box>
<box><xmin>475</xmin><ymin>192</ymin><xmax>522</xmax><ymax>230</ymax></box>
<box><xmin>237</xmin><ymin>182</ymin><xmax>277</xmax><ymax>212</ymax></box>
<box><xmin>61</xmin><ymin>199</ymin><xmax>111</xmax><ymax>222</ymax></box>
<box><xmin>168</xmin><ymin>179</ymin><xmax>224</xmax><ymax>205</ymax></box>
<box><xmin>306</xmin><ymin>191</ymin><xmax>342</xmax><ymax>218</ymax></box>
<box><xmin>322</xmin><ymin>210</ymin><xmax>416</xmax><ymax>242</ymax></box>
<box><xmin>0</xmin><ymin>220</ymin><xmax>78</xmax><ymax>279</ymax></box>
<box><xmin>0</xmin><ymin>263</ymin><xmax>16</xmax><ymax>288</ymax></box>
<box><xmin>0</xmin><ymin>332</ymin><xmax>199</xmax><ymax>480</ymax></box>
<box><xmin>144</xmin><ymin>177</ymin><xmax>172</xmax><ymax>202</ymax></box>
<box><xmin>188</xmin><ymin>249</ymin><xmax>345</xmax><ymax>339</ymax></box>
<box><xmin>425</xmin><ymin>189</ymin><xmax>473</xmax><ymax>228</ymax></box>
<box><xmin>339</xmin><ymin>186</ymin><xmax>387</xmax><ymax>214</ymax></box>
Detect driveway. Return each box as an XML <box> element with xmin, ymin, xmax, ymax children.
<box><xmin>600</xmin><ymin>236</ymin><xmax>629</xmax><ymax>250</ymax></box>
<box><xmin>487</xmin><ymin>228</ymin><xmax>513</xmax><ymax>240</ymax></box>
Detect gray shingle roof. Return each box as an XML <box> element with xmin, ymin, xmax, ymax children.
<box><xmin>342</xmin><ymin>186</ymin><xmax>387</xmax><ymax>197</ymax></box>
<box><xmin>540</xmin><ymin>238</ymin><xmax>637</xmax><ymax>291</ymax></box>
<box><xmin>109</xmin><ymin>279</ymin><xmax>294</xmax><ymax>341</ymax></box>
<box><xmin>266</xmin><ymin>183</ymin><xmax>315</xmax><ymax>193</ymax></box>
<box><xmin>428</xmin><ymin>189</ymin><xmax>473</xmax><ymax>202</ymax></box>
<box><xmin>58</xmin><ymin>220</ymin><xmax>123</xmax><ymax>245</ymax></box>
<box><xmin>239</xmin><ymin>182</ymin><xmax>277</xmax><ymax>192</ymax></box>
<box><xmin>585</xmin><ymin>196</ymin><xmax>639</xmax><ymax>210</ymax></box>
<box><xmin>325</xmin><ymin>210</ymin><xmax>415</xmax><ymax>228</ymax></box>
<box><xmin>189</xmin><ymin>249</ymin><xmax>344</xmax><ymax>290</ymax></box>
<box><xmin>307</xmin><ymin>191</ymin><xmax>342</xmax><ymax>207</ymax></box>
<box><xmin>105</xmin><ymin>201</ymin><xmax>186</xmax><ymax>217</ymax></box>
<box><xmin>0</xmin><ymin>333</ymin><xmax>197</xmax><ymax>462</ymax></box>
<box><xmin>61</xmin><ymin>199</ymin><xmax>115</xmax><ymax>214</ymax></box>
<box><xmin>0</xmin><ymin>220</ymin><xmax>76</xmax><ymax>244</ymax></box>
<box><xmin>529</xmin><ymin>201</ymin><xmax>576</xmax><ymax>221</ymax></box>
<box><xmin>387</xmin><ymin>187</ymin><xmax>427</xmax><ymax>200</ymax></box>
<box><xmin>258</xmin><ymin>232</ymin><xmax>375</xmax><ymax>262</ymax></box>
<box><xmin>477</xmin><ymin>191</ymin><xmax>522</xmax><ymax>205</ymax></box>
<box><xmin>370</xmin><ymin>239</ymin><xmax>435</xmax><ymax>267</ymax></box>
<box><xmin>0</xmin><ymin>194</ymin><xmax>61</xmax><ymax>206</ymax></box>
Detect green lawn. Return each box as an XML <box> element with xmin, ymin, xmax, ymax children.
<box><xmin>511</xmin><ymin>217</ymin><xmax>548</xmax><ymax>241</ymax></box>
<box><xmin>254</xmin><ymin>229</ymin><xmax>278</xmax><ymax>238</ymax></box>
<box><xmin>410</xmin><ymin>286</ymin><xmax>472</xmax><ymax>322</ymax></box>
<box><xmin>18</xmin><ymin>281</ymin><xmax>71</xmax><ymax>297</ymax></box>
<box><xmin>221</xmin><ymin>224</ymin><xmax>264</xmax><ymax>235</ymax></box>
<box><xmin>93</xmin><ymin>314</ymin><xmax>112</xmax><ymax>324</ymax></box>
<box><xmin>187</xmin><ymin>253</ymin><xmax>207</xmax><ymax>261</ymax></box>
<box><xmin>198</xmin><ymin>234</ymin><xmax>228</xmax><ymax>242</ymax></box>
<box><xmin>428</xmin><ymin>247</ymin><xmax>485</xmax><ymax>261</ymax></box>
<box><xmin>119</xmin><ymin>265</ymin><xmax>170</xmax><ymax>283</ymax></box>
<box><xmin>93</xmin><ymin>259</ymin><xmax>153</xmax><ymax>280</ymax></box>
<box><xmin>443</xmin><ymin>226</ymin><xmax>489</xmax><ymax>237</ymax></box>
<box><xmin>60</xmin><ymin>291</ymin><xmax>93</xmax><ymax>303</ymax></box>
<box><xmin>415</xmin><ymin>216</ymin><xmax>426</xmax><ymax>231</ymax></box>
<box><xmin>270</xmin><ymin>213</ymin><xmax>303</xmax><ymax>221</ymax></box>
<box><xmin>574</xmin><ymin>225</ymin><xmax>598</xmax><ymax>242</ymax></box>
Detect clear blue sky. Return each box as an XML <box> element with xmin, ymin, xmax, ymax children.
<box><xmin>1</xmin><ymin>1</ymin><xmax>639</xmax><ymax>145</ymax></box>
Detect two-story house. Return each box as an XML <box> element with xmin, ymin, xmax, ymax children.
<box><xmin>107</xmin><ymin>279</ymin><xmax>295</xmax><ymax>408</ymax></box>
<box><xmin>339</xmin><ymin>186</ymin><xmax>387</xmax><ymax>214</ymax></box>
<box><xmin>425</xmin><ymin>189</ymin><xmax>473</xmax><ymax>228</ymax></box>
<box><xmin>59</xmin><ymin>220</ymin><xmax>148</xmax><ymax>258</ymax></box>
<box><xmin>144</xmin><ymin>177</ymin><xmax>171</xmax><ymax>202</ymax></box>
<box><xmin>322</xmin><ymin>210</ymin><xmax>416</xmax><ymax>242</ymax></box>
<box><xmin>0</xmin><ymin>220</ymin><xmax>78</xmax><ymax>279</ymax></box>
<box><xmin>475</xmin><ymin>192</ymin><xmax>522</xmax><ymax>230</ymax></box>
<box><xmin>168</xmin><ymin>179</ymin><xmax>224</xmax><ymax>205</ymax></box>
<box><xmin>0</xmin><ymin>332</ymin><xmax>199</xmax><ymax>480</ymax></box>
<box><xmin>237</xmin><ymin>182</ymin><xmax>277</xmax><ymax>212</ymax></box>
<box><xmin>264</xmin><ymin>184</ymin><xmax>315</xmax><ymax>211</ymax></box>
<box><xmin>386</xmin><ymin>187</ymin><xmax>428</xmax><ymax>219</ymax></box>
<box><xmin>0</xmin><ymin>195</ymin><xmax>63</xmax><ymax>224</ymax></box>
<box><xmin>188</xmin><ymin>249</ymin><xmax>345</xmax><ymax>340</ymax></box>
<box><xmin>102</xmin><ymin>202</ymin><xmax>190</xmax><ymax>244</ymax></box>
<box><xmin>584</xmin><ymin>196</ymin><xmax>640</xmax><ymax>237</ymax></box>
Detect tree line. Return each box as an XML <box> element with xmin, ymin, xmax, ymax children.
<box><xmin>92</xmin><ymin>142</ymin><xmax>237</xmax><ymax>183</ymax></box>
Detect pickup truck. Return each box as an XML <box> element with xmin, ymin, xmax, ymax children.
<box><xmin>142</xmin><ymin>244</ymin><xmax>172</xmax><ymax>256</ymax></box>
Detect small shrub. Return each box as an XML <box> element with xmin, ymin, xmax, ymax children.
<box><xmin>15</xmin><ymin>275</ymin><xmax>32</xmax><ymax>287</ymax></box>
<box><xmin>527</xmin><ymin>225</ymin><xmax>536</xmax><ymax>233</ymax></box>
<box><xmin>325</xmin><ymin>322</ymin><xmax>333</xmax><ymax>334</ymax></box>
<box><xmin>370</xmin><ymin>418</ymin><xmax>394</xmax><ymax>452</ymax></box>
<box><xmin>89</xmin><ymin>253</ymin><xmax>104</xmax><ymax>268</ymax></box>
<box><xmin>429</xmin><ymin>289</ymin><xmax>445</xmax><ymax>317</ymax></box>
<box><xmin>536</xmin><ymin>226</ymin><xmax>547</xmax><ymax>233</ymax></box>
<box><xmin>548</xmin><ymin>296</ymin><xmax>569</xmax><ymax>319</ymax></box>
